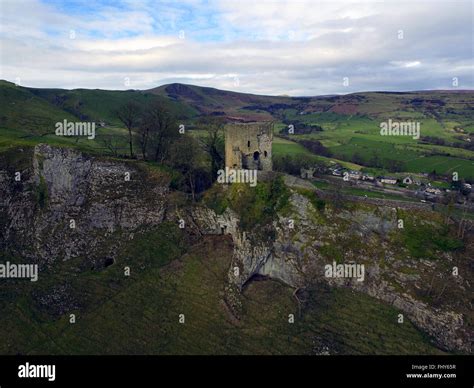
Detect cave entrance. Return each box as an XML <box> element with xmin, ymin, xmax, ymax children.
<box><xmin>104</xmin><ymin>258</ymin><xmax>115</xmax><ymax>268</ymax></box>
<box><xmin>242</xmin><ymin>273</ymin><xmax>270</xmax><ymax>290</ymax></box>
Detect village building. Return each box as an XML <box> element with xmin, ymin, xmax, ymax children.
<box><xmin>380</xmin><ymin>177</ymin><xmax>398</xmax><ymax>185</ymax></box>
<box><xmin>401</xmin><ymin>176</ymin><xmax>422</xmax><ymax>185</ymax></box>
<box><xmin>301</xmin><ymin>167</ymin><xmax>316</xmax><ymax>179</ymax></box>
<box><xmin>348</xmin><ymin>170</ymin><xmax>362</xmax><ymax>180</ymax></box>
<box><xmin>425</xmin><ymin>187</ymin><xmax>442</xmax><ymax>195</ymax></box>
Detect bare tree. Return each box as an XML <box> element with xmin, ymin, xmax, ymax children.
<box><xmin>116</xmin><ymin>101</ymin><xmax>141</xmax><ymax>158</ymax></box>
<box><xmin>169</xmin><ymin>135</ymin><xmax>201</xmax><ymax>200</ymax></box>
<box><xmin>138</xmin><ymin>120</ymin><xmax>151</xmax><ymax>160</ymax></box>
<box><xmin>198</xmin><ymin>117</ymin><xmax>225</xmax><ymax>179</ymax></box>
<box><xmin>140</xmin><ymin>101</ymin><xmax>178</xmax><ymax>162</ymax></box>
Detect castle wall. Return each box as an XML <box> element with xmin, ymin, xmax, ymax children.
<box><xmin>225</xmin><ymin>122</ymin><xmax>273</xmax><ymax>171</ymax></box>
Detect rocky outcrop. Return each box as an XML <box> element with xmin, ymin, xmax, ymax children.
<box><xmin>0</xmin><ymin>144</ymin><xmax>471</xmax><ymax>353</ymax></box>
<box><xmin>190</xmin><ymin>191</ymin><xmax>472</xmax><ymax>353</ymax></box>
<box><xmin>0</xmin><ymin>144</ymin><xmax>168</xmax><ymax>268</ymax></box>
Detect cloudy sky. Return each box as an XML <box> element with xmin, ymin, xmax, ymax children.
<box><xmin>0</xmin><ymin>0</ymin><xmax>472</xmax><ymax>95</ymax></box>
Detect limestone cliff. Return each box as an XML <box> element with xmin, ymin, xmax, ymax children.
<box><xmin>0</xmin><ymin>144</ymin><xmax>168</xmax><ymax>268</ymax></box>
<box><xmin>0</xmin><ymin>144</ymin><xmax>471</xmax><ymax>353</ymax></box>
<box><xmin>190</xmin><ymin>185</ymin><xmax>472</xmax><ymax>353</ymax></box>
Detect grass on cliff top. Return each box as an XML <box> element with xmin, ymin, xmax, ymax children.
<box><xmin>294</xmin><ymin>187</ymin><xmax>326</xmax><ymax>211</ymax></box>
<box><xmin>202</xmin><ymin>175</ymin><xmax>292</xmax><ymax>232</ymax></box>
<box><xmin>0</xmin><ymin>234</ymin><xmax>445</xmax><ymax>355</ymax></box>
<box><xmin>392</xmin><ymin>210</ymin><xmax>464</xmax><ymax>259</ymax></box>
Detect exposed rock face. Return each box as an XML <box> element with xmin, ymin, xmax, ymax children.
<box><xmin>190</xmin><ymin>191</ymin><xmax>472</xmax><ymax>353</ymax></box>
<box><xmin>0</xmin><ymin>144</ymin><xmax>168</xmax><ymax>268</ymax></box>
<box><xmin>0</xmin><ymin>145</ymin><xmax>471</xmax><ymax>353</ymax></box>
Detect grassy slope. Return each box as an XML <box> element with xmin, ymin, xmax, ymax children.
<box><xmin>273</xmin><ymin>136</ymin><xmax>363</xmax><ymax>170</ymax></box>
<box><xmin>276</xmin><ymin>92</ymin><xmax>474</xmax><ymax>179</ymax></box>
<box><xmin>0</xmin><ymin>84</ymin><xmax>468</xmax><ymax>355</ymax></box>
<box><xmin>0</xmin><ymin>80</ymin><xmax>79</xmax><ymax>135</ymax></box>
<box><xmin>0</xmin><ymin>231</ymin><xmax>443</xmax><ymax>355</ymax></box>
<box><xmin>0</xmin><ymin>81</ymin><xmax>200</xmax><ymax>155</ymax></box>
<box><xmin>149</xmin><ymin>83</ymin><xmax>287</xmax><ymax>120</ymax></box>
<box><xmin>1</xmin><ymin>80</ymin><xmax>472</xmax><ymax>177</ymax></box>
<box><xmin>28</xmin><ymin>87</ymin><xmax>198</xmax><ymax>125</ymax></box>
<box><xmin>0</xmin><ymin>173</ymin><xmax>448</xmax><ymax>355</ymax></box>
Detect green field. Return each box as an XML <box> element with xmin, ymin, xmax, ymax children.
<box><xmin>406</xmin><ymin>155</ymin><xmax>474</xmax><ymax>178</ymax></box>
<box><xmin>0</xmin><ymin>227</ymin><xmax>443</xmax><ymax>355</ymax></box>
<box><xmin>273</xmin><ymin>136</ymin><xmax>312</xmax><ymax>155</ymax></box>
<box><xmin>340</xmin><ymin>187</ymin><xmax>416</xmax><ymax>202</ymax></box>
<box><xmin>1</xmin><ymin>80</ymin><xmax>473</xmax><ymax>179</ymax></box>
<box><xmin>273</xmin><ymin>136</ymin><xmax>363</xmax><ymax>170</ymax></box>
<box><xmin>272</xmin><ymin>91</ymin><xmax>474</xmax><ymax>180</ymax></box>
<box><xmin>278</xmin><ymin>108</ymin><xmax>474</xmax><ymax>180</ymax></box>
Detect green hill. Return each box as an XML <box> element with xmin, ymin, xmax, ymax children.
<box><xmin>0</xmin><ymin>80</ymin><xmax>79</xmax><ymax>135</ymax></box>
<box><xmin>28</xmin><ymin>86</ymin><xmax>198</xmax><ymax>125</ymax></box>
<box><xmin>1</xmin><ymin>80</ymin><xmax>473</xmax><ymax>178</ymax></box>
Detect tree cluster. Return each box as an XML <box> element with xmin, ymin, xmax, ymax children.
<box><xmin>115</xmin><ymin>101</ymin><xmax>225</xmax><ymax>200</ymax></box>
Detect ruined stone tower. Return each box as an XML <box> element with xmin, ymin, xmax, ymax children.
<box><xmin>225</xmin><ymin>122</ymin><xmax>273</xmax><ymax>171</ymax></box>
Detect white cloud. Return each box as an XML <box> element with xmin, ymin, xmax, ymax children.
<box><xmin>0</xmin><ymin>0</ymin><xmax>472</xmax><ymax>95</ymax></box>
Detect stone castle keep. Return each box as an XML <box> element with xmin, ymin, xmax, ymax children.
<box><xmin>225</xmin><ymin>122</ymin><xmax>273</xmax><ymax>171</ymax></box>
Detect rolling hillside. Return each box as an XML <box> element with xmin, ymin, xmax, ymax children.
<box><xmin>0</xmin><ymin>81</ymin><xmax>472</xmax><ymax>355</ymax></box>
<box><xmin>1</xmin><ymin>80</ymin><xmax>473</xmax><ymax>178</ymax></box>
<box><xmin>0</xmin><ymin>80</ymin><xmax>198</xmax><ymax>133</ymax></box>
<box><xmin>148</xmin><ymin>82</ymin><xmax>289</xmax><ymax>121</ymax></box>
